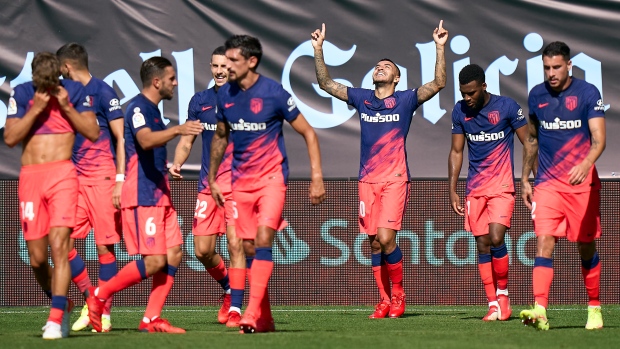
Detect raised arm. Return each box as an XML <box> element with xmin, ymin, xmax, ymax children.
<box><xmin>448</xmin><ymin>133</ymin><xmax>465</xmax><ymax>216</ymax></box>
<box><xmin>568</xmin><ymin>117</ymin><xmax>606</xmax><ymax>185</ymax></box>
<box><xmin>521</xmin><ymin>117</ymin><xmax>539</xmax><ymax>210</ymax></box>
<box><xmin>417</xmin><ymin>20</ymin><xmax>448</xmax><ymax>104</ymax></box>
<box><xmin>289</xmin><ymin>114</ymin><xmax>326</xmax><ymax>205</ymax></box>
<box><xmin>311</xmin><ymin>23</ymin><xmax>348</xmax><ymax>102</ymax></box>
<box><xmin>169</xmin><ymin>134</ymin><xmax>198</xmax><ymax>180</ymax></box>
<box><xmin>208</xmin><ymin>120</ymin><xmax>230</xmax><ymax>206</ymax></box>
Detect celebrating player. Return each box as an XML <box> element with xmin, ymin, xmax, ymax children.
<box><xmin>519</xmin><ymin>42</ymin><xmax>606</xmax><ymax>331</ymax></box>
<box><xmin>448</xmin><ymin>64</ymin><xmax>527</xmax><ymax>321</ymax></box>
<box><xmin>4</xmin><ymin>52</ymin><xmax>99</xmax><ymax>339</ymax></box>
<box><xmin>209</xmin><ymin>35</ymin><xmax>326</xmax><ymax>333</ymax></box>
<box><xmin>311</xmin><ymin>21</ymin><xmax>447</xmax><ymax>318</ymax></box>
<box><xmin>86</xmin><ymin>57</ymin><xmax>204</xmax><ymax>333</ymax></box>
<box><xmin>56</xmin><ymin>43</ymin><xmax>125</xmax><ymax>333</ymax></box>
<box><xmin>169</xmin><ymin>46</ymin><xmax>245</xmax><ymax>327</ymax></box>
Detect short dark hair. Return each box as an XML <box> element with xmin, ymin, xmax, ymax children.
<box><xmin>140</xmin><ymin>57</ymin><xmax>173</xmax><ymax>87</ymax></box>
<box><xmin>542</xmin><ymin>41</ymin><xmax>570</xmax><ymax>61</ymax></box>
<box><xmin>459</xmin><ymin>64</ymin><xmax>485</xmax><ymax>85</ymax></box>
<box><xmin>212</xmin><ymin>46</ymin><xmax>226</xmax><ymax>57</ymax></box>
<box><xmin>378</xmin><ymin>58</ymin><xmax>401</xmax><ymax>77</ymax></box>
<box><xmin>225</xmin><ymin>35</ymin><xmax>262</xmax><ymax>68</ymax></box>
<box><xmin>56</xmin><ymin>42</ymin><xmax>89</xmax><ymax>69</ymax></box>
<box><xmin>32</xmin><ymin>52</ymin><xmax>60</xmax><ymax>91</ymax></box>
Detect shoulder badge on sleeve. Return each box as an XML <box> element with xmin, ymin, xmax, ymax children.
<box><xmin>7</xmin><ymin>97</ymin><xmax>17</xmax><ymax>115</ymax></box>
<box><xmin>132</xmin><ymin>107</ymin><xmax>146</xmax><ymax>128</ymax></box>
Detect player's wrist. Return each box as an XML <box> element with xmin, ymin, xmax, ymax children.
<box><xmin>115</xmin><ymin>174</ymin><xmax>125</xmax><ymax>182</ymax></box>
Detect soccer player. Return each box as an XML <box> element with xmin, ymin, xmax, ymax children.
<box><xmin>448</xmin><ymin>64</ymin><xmax>528</xmax><ymax>321</ymax></box>
<box><xmin>86</xmin><ymin>57</ymin><xmax>204</xmax><ymax>333</ymax></box>
<box><xmin>209</xmin><ymin>35</ymin><xmax>326</xmax><ymax>333</ymax></box>
<box><xmin>4</xmin><ymin>52</ymin><xmax>99</xmax><ymax>339</ymax></box>
<box><xmin>56</xmin><ymin>43</ymin><xmax>125</xmax><ymax>333</ymax></box>
<box><xmin>311</xmin><ymin>21</ymin><xmax>448</xmax><ymax>318</ymax></box>
<box><xmin>519</xmin><ymin>42</ymin><xmax>606</xmax><ymax>331</ymax></box>
<box><xmin>169</xmin><ymin>46</ymin><xmax>245</xmax><ymax>327</ymax></box>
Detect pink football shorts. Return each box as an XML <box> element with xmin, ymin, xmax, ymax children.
<box><xmin>71</xmin><ymin>180</ymin><xmax>122</xmax><ymax>245</ymax></box>
<box><xmin>193</xmin><ymin>190</ymin><xmax>235</xmax><ymax>236</ymax></box>
<box><xmin>358</xmin><ymin>181</ymin><xmax>409</xmax><ymax>235</ymax></box>
<box><xmin>232</xmin><ymin>184</ymin><xmax>287</xmax><ymax>240</ymax></box>
<box><xmin>121</xmin><ymin>205</ymin><xmax>182</xmax><ymax>255</ymax></box>
<box><xmin>18</xmin><ymin>160</ymin><xmax>78</xmax><ymax>241</ymax></box>
<box><xmin>465</xmin><ymin>192</ymin><xmax>514</xmax><ymax>236</ymax></box>
<box><xmin>532</xmin><ymin>187</ymin><xmax>601</xmax><ymax>242</ymax></box>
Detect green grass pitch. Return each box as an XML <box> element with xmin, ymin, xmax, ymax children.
<box><xmin>1</xmin><ymin>305</ymin><xmax>619</xmax><ymax>348</ymax></box>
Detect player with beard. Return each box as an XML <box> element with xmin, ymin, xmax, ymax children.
<box><xmin>209</xmin><ymin>35</ymin><xmax>326</xmax><ymax>333</ymax></box>
<box><xmin>520</xmin><ymin>41</ymin><xmax>606</xmax><ymax>331</ymax></box>
<box><xmin>312</xmin><ymin>21</ymin><xmax>447</xmax><ymax>318</ymax></box>
<box><xmin>169</xmin><ymin>46</ymin><xmax>245</xmax><ymax>327</ymax></box>
<box><xmin>56</xmin><ymin>43</ymin><xmax>125</xmax><ymax>333</ymax></box>
<box><xmin>86</xmin><ymin>57</ymin><xmax>204</xmax><ymax>333</ymax></box>
<box><xmin>449</xmin><ymin>64</ymin><xmax>527</xmax><ymax>321</ymax></box>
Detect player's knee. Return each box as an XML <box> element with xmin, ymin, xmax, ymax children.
<box><xmin>97</xmin><ymin>244</ymin><xmax>114</xmax><ymax>255</ymax></box>
<box><xmin>145</xmin><ymin>255</ymin><xmax>168</xmax><ymax>273</ymax></box>
<box><xmin>194</xmin><ymin>246</ymin><xmax>216</xmax><ymax>261</ymax></box>
<box><xmin>29</xmin><ymin>253</ymin><xmax>48</xmax><ymax>269</ymax></box>
<box><xmin>167</xmin><ymin>245</ymin><xmax>183</xmax><ymax>266</ymax></box>
<box><xmin>242</xmin><ymin>240</ymin><xmax>255</xmax><ymax>257</ymax></box>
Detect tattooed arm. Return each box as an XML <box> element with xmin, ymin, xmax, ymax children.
<box><xmin>311</xmin><ymin>23</ymin><xmax>348</xmax><ymax>102</ymax></box>
<box><xmin>417</xmin><ymin>20</ymin><xmax>448</xmax><ymax>104</ymax></box>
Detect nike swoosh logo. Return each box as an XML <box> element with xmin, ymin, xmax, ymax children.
<box><xmin>387</xmin><ymin>220</ymin><xmax>396</xmax><ymax>223</ymax></box>
<box><xmin>538</xmin><ymin>103</ymin><xmax>549</xmax><ymax>108</ymax></box>
<box><xmin>364</xmin><ymin>100</ymin><xmax>372</xmax><ymax>105</ymax></box>
<box><xmin>465</xmin><ymin>117</ymin><xmax>473</xmax><ymax>121</ymax></box>
<box><xmin>202</xmin><ymin>106</ymin><xmax>213</xmax><ymax>111</ymax></box>
<box><xmin>225</xmin><ymin>103</ymin><xmax>235</xmax><ymax>108</ymax></box>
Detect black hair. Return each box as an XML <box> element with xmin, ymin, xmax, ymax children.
<box><xmin>212</xmin><ymin>46</ymin><xmax>226</xmax><ymax>56</ymax></box>
<box><xmin>56</xmin><ymin>42</ymin><xmax>89</xmax><ymax>69</ymax></box>
<box><xmin>224</xmin><ymin>35</ymin><xmax>262</xmax><ymax>68</ymax></box>
<box><xmin>377</xmin><ymin>58</ymin><xmax>401</xmax><ymax>77</ymax></box>
<box><xmin>140</xmin><ymin>57</ymin><xmax>173</xmax><ymax>87</ymax></box>
<box><xmin>542</xmin><ymin>41</ymin><xmax>570</xmax><ymax>61</ymax></box>
<box><xmin>459</xmin><ymin>64</ymin><xmax>485</xmax><ymax>85</ymax></box>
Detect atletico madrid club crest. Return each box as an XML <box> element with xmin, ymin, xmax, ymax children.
<box><xmin>384</xmin><ymin>97</ymin><xmax>396</xmax><ymax>109</ymax></box>
<box><xmin>565</xmin><ymin>96</ymin><xmax>578</xmax><ymax>111</ymax></box>
<box><xmin>251</xmin><ymin>98</ymin><xmax>263</xmax><ymax>114</ymax></box>
<box><xmin>487</xmin><ymin>111</ymin><xmax>500</xmax><ymax>125</ymax></box>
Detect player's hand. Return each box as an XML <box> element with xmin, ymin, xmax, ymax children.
<box><xmin>521</xmin><ymin>180</ymin><xmax>533</xmax><ymax>210</ymax></box>
<box><xmin>433</xmin><ymin>20</ymin><xmax>448</xmax><ymax>46</ymax></box>
<box><xmin>310</xmin><ymin>23</ymin><xmax>326</xmax><ymax>50</ymax></box>
<box><xmin>54</xmin><ymin>86</ymin><xmax>71</xmax><ymax>109</ymax></box>
<box><xmin>169</xmin><ymin>163</ymin><xmax>183</xmax><ymax>180</ymax></box>
<box><xmin>112</xmin><ymin>181</ymin><xmax>123</xmax><ymax>209</ymax></box>
<box><xmin>179</xmin><ymin>120</ymin><xmax>203</xmax><ymax>136</ymax></box>
<box><xmin>210</xmin><ymin>181</ymin><xmax>225</xmax><ymax>207</ymax></box>
<box><xmin>450</xmin><ymin>191</ymin><xmax>464</xmax><ymax>216</ymax></box>
<box><xmin>309</xmin><ymin>177</ymin><xmax>326</xmax><ymax>205</ymax></box>
<box><xmin>568</xmin><ymin>159</ymin><xmax>593</xmax><ymax>185</ymax></box>
<box><xmin>32</xmin><ymin>90</ymin><xmax>50</xmax><ymax>113</ymax></box>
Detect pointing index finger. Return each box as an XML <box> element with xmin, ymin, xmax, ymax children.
<box><xmin>438</xmin><ymin>19</ymin><xmax>443</xmax><ymax>30</ymax></box>
<box><xmin>322</xmin><ymin>23</ymin><xmax>326</xmax><ymax>36</ymax></box>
